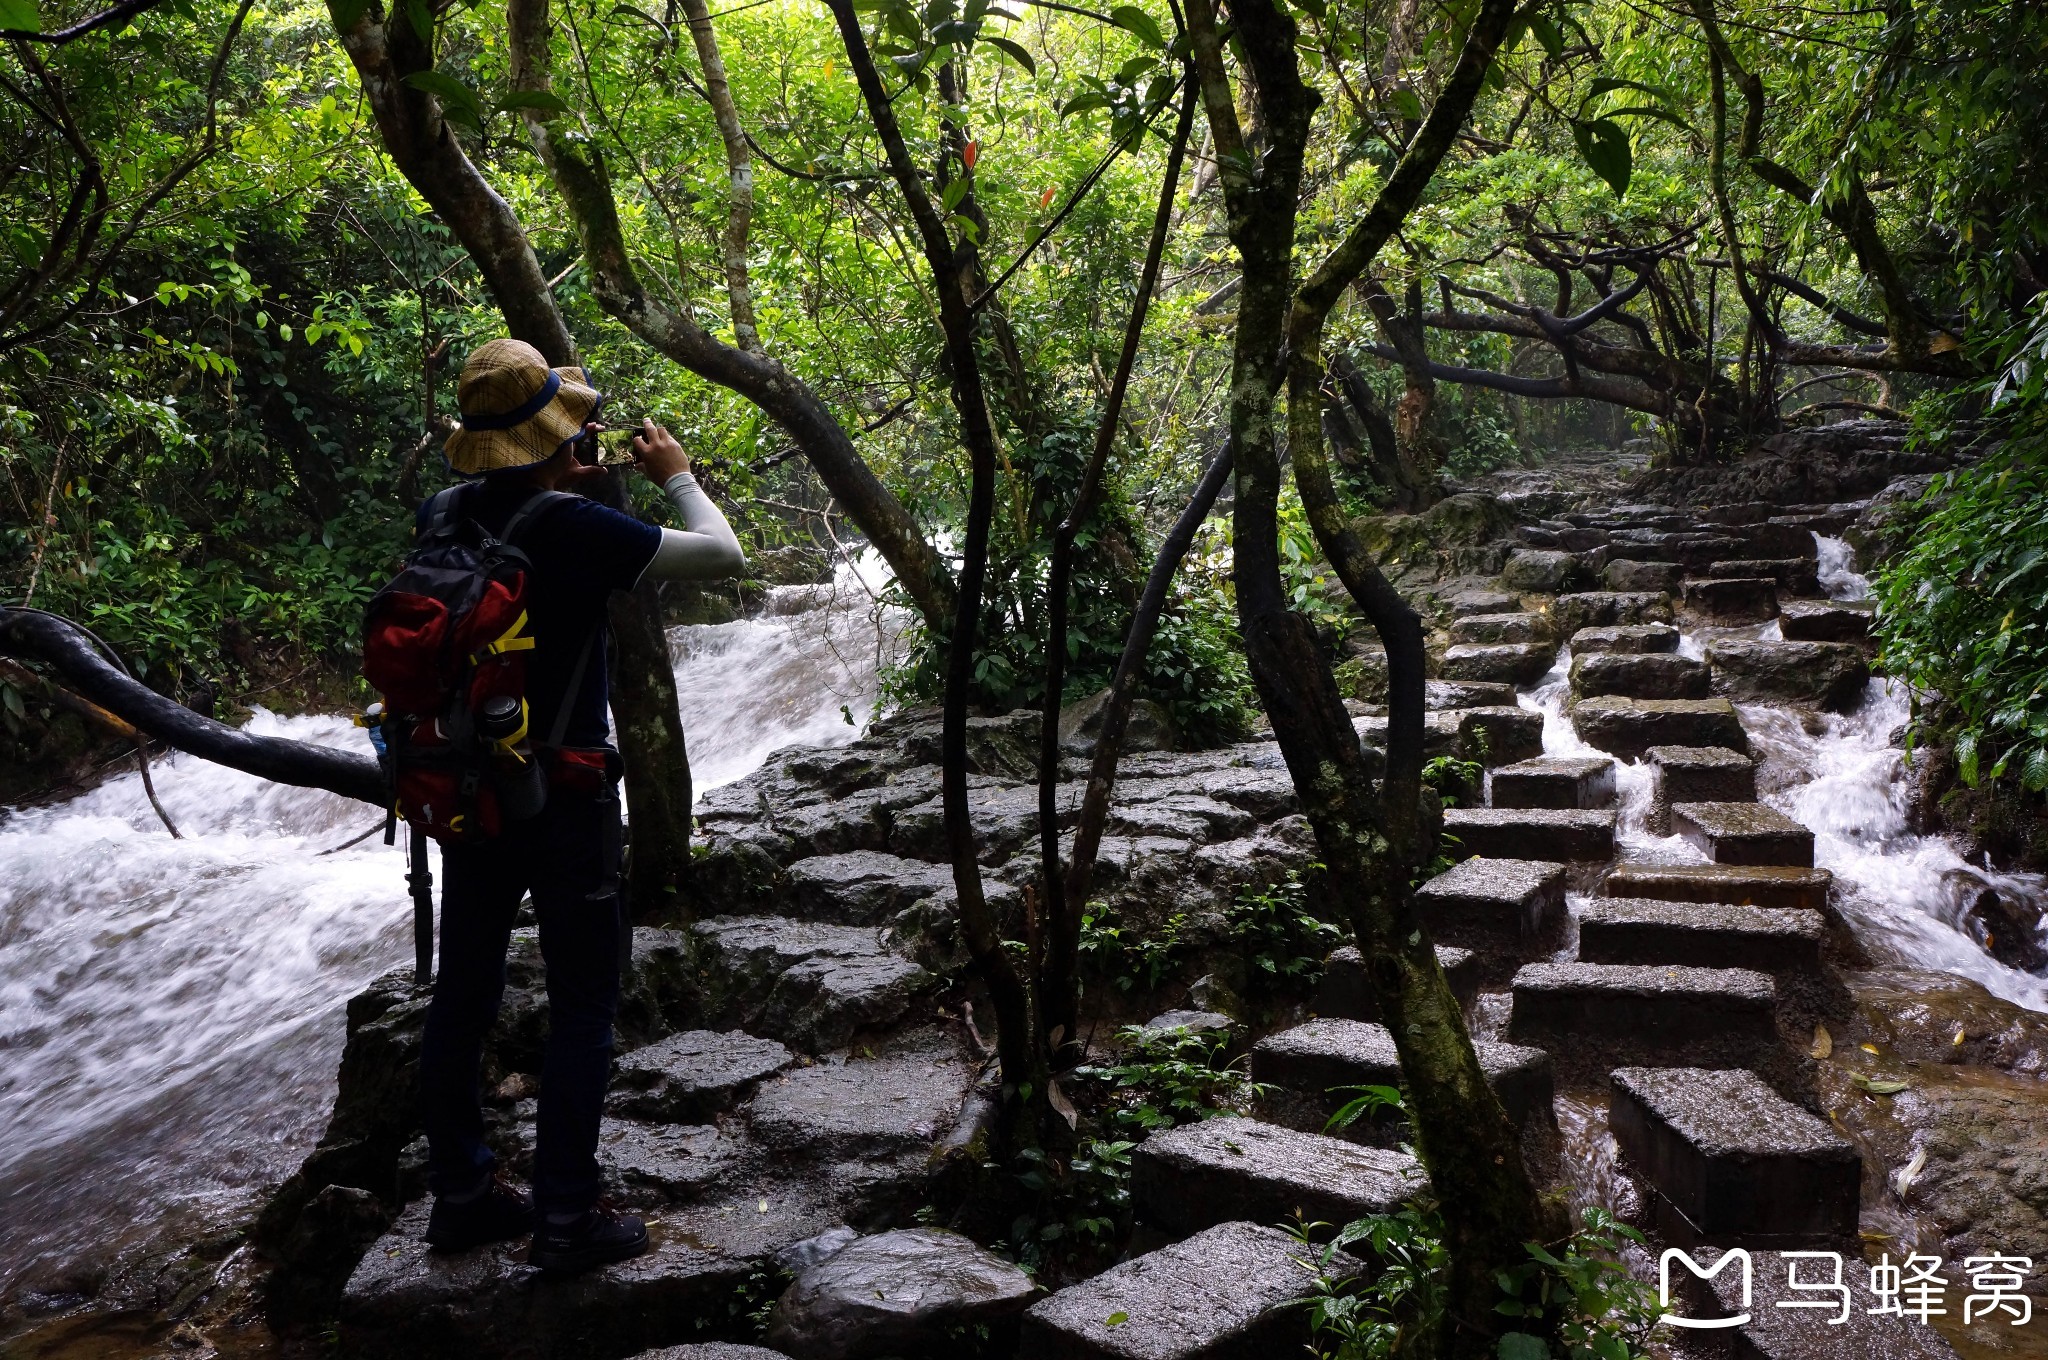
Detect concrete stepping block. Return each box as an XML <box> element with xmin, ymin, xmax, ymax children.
<box><xmin>1778</xmin><ymin>597</ymin><xmax>1874</xmax><ymax>644</ymax></box>
<box><xmin>1569</xmin><ymin>622</ymin><xmax>1679</xmax><ymax>654</ymax></box>
<box><xmin>1448</xmin><ymin>588</ymin><xmax>1521</xmax><ymax>617</ymax></box>
<box><xmin>1129</xmin><ymin>1116</ymin><xmax>1423</xmax><ymax>1238</ymax></box>
<box><xmin>1706</xmin><ymin>557</ymin><xmax>1820</xmax><ymax>595</ymax></box>
<box><xmin>1646</xmin><ymin>744</ymin><xmax>1755</xmax><ymax>834</ymax></box>
<box><xmin>629</xmin><ymin>1345</ymin><xmax>793</xmax><ymax>1360</ymax></box>
<box><xmin>1551</xmin><ymin>591</ymin><xmax>1674</xmax><ymax>637</ymax></box>
<box><xmin>1250</xmin><ymin>1018</ymin><xmax>1555</xmax><ymax>1133</ymax></box>
<box><xmin>1507</xmin><ymin>962</ymin><xmax>1778</xmax><ymax>1066</ymax></box>
<box><xmin>1315</xmin><ymin>944</ymin><xmax>1480</xmax><ymax>1022</ymax></box>
<box><xmin>1443</xmin><ymin>642</ymin><xmax>1556</xmax><ymax>688</ymax></box>
<box><xmin>1604</xmin><ymin>862</ymin><xmax>1831</xmax><ymax>912</ymax></box>
<box><xmin>1664</xmin><ymin>533</ymin><xmax>1752</xmax><ymax>568</ymax></box>
<box><xmin>1682</xmin><ymin>576</ymin><xmax>1779</xmax><ymax>621</ymax></box>
<box><xmin>1610</xmin><ymin>1068</ymin><xmax>1859</xmax><ymax>1245</ymax></box>
<box><xmin>1673</xmin><ymin>801</ymin><xmax>1815</xmax><ymax>867</ymax></box>
<box><xmin>1569</xmin><ymin>696</ymin><xmax>1748</xmax><ymax>760</ymax></box>
<box><xmin>1414</xmin><ymin>856</ymin><xmax>1567</xmax><ymax>969</ymax></box>
<box><xmin>1424</xmin><ymin>679</ymin><xmax>1517</xmax><ymax>709</ymax></box>
<box><xmin>1489</xmin><ymin>756</ymin><xmax>1617</xmax><ymax>810</ymax></box>
<box><xmin>1735</xmin><ymin>519</ymin><xmax>1824</xmax><ymax>560</ymax></box>
<box><xmin>1449</xmin><ymin>612</ymin><xmax>1547</xmax><ymax>645</ymax></box>
<box><xmin>608</xmin><ymin>1029</ymin><xmax>794</xmax><ymax>1122</ymax></box>
<box><xmin>1569</xmin><ymin>651</ymin><xmax>1710</xmax><ymax>701</ymax></box>
<box><xmin>1444</xmin><ymin>807</ymin><xmax>1616</xmax><ymax>863</ymax></box>
<box><xmin>1602</xmin><ymin>559</ymin><xmax>1682</xmax><ymax>594</ymax></box>
<box><xmin>1676</xmin><ymin>1248</ymin><xmax>1961</xmax><ymax>1358</ymax></box>
<box><xmin>1707</xmin><ymin>639</ymin><xmax>1870</xmax><ymax>712</ymax></box>
<box><xmin>1577</xmin><ymin>898</ymin><xmax>1824</xmax><ymax>974</ymax></box>
<box><xmin>1353</xmin><ymin>711</ymin><xmax>1463</xmax><ymax>760</ymax></box>
<box><xmin>1456</xmin><ymin>705</ymin><xmax>1545</xmax><ymax>765</ymax></box>
<box><xmin>1018</xmin><ymin>1221</ymin><xmax>1356</xmax><ymax>1359</ymax></box>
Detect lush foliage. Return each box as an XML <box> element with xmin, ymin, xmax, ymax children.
<box><xmin>1073</xmin><ymin>1023</ymin><xmax>1267</xmax><ymax>1134</ymax></box>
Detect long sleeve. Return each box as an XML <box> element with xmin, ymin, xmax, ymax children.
<box><xmin>638</xmin><ymin>471</ymin><xmax>747</xmax><ymax>582</ymax></box>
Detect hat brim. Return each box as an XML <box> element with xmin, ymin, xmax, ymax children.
<box><xmin>444</xmin><ymin>370</ymin><xmax>602</xmax><ymax>475</ymax></box>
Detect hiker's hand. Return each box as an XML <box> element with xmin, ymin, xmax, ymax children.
<box><xmin>560</xmin><ymin>422</ymin><xmax>612</xmax><ymax>491</ymax></box>
<box><xmin>632</xmin><ymin>419</ymin><xmax>690</xmax><ymax>484</ymax></box>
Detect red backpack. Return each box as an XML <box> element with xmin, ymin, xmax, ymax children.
<box><xmin>362</xmin><ymin>485</ymin><xmax>577</xmax><ymax>844</ymax></box>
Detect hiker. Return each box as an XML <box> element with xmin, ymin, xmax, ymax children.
<box><xmin>413</xmin><ymin>339</ymin><xmax>745</xmax><ymax>1272</ymax></box>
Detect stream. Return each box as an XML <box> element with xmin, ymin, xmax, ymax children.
<box><xmin>2</xmin><ymin>535</ymin><xmax>2043</xmax><ymax>1309</ymax></box>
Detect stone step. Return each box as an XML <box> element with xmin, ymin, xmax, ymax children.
<box><xmin>1424</xmin><ymin>679</ymin><xmax>1517</xmax><ymax>710</ymax></box>
<box><xmin>1610</xmin><ymin>1067</ymin><xmax>1859</xmax><ymax>1246</ymax></box>
<box><xmin>629</xmin><ymin>1344</ymin><xmax>793</xmax><ymax>1360</ymax></box>
<box><xmin>1448</xmin><ymin>587</ymin><xmax>1521</xmax><ymax>617</ymax></box>
<box><xmin>608</xmin><ymin>1030</ymin><xmax>795</xmax><ymax>1122</ymax></box>
<box><xmin>1449</xmin><ymin>612</ymin><xmax>1548</xmax><ymax>646</ymax></box>
<box><xmin>690</xmin><ymin>916</ymin><xmax>933</xmax><ymax>1053</ymax></box>
<box><xmin>1414</xmin><ymin>856</ymin><xmax>1567</xmax><ymax>977</ymax></box>
<box><xmin>1576</xmin><ymin>898</ymin><xmax>1824</xmax><ymax>974</ymax></box>
<box><xmin>1779</xmin><ymin>597</ymin><xmax>1874</xmax><ymax>644</ymax></box>
<box><xmin>1442</xmin><ymin>642</ymin><xmax>1556</xmax><ymax>688</ymax></box>
<box><xmin>1672</xmin><ymin>801</ymin><xmax>1815</xmax><ymax>867</ymax></box>
<box><xmin>1707</xmin><ymin>639</ymin><xmax>1870</xmax><ymax>712</ymax></box>
<box><xmin>1129</xmin><ymin>1116</ymin><xmax>1423</xmax><ymax>1238</ymax></box>
<box><xmin>1569</xmin><ymin>696</ymin><xmax>1749</xmax><ymax>760</ymax></box>
<box><xmin>1675</xmin><ymin>1248</ymin><xmax>1961</xmax><ymax>1358</ymax></box>
<box><xmin>1489</xmin><ymin>756</ymin><xmax>1617</xmax><ymax>810</ymax></box>
<box><xmin>786</xmin><ymin>851</ymin><xmax>952</xmax><ymax>925</ymax></box>
<box><xmin>1705</xmin><ymin>557</ymin><xmax>1820</xmax><ymax>595</ymax></box>
<box><xmin>1603</xmin><ymin>861</ymin><xmax>1831</xmax><ymax>912</ymax></box>
<box><xmin>1682</xmin><ymin>576</ymin><xmax>1779</xmax><ymax>621</ymax></box>
<box><xmin>1551</xmin><ymin>591</ymin><xmax>1674</xmax><ymax>638</ymax></box>
<box><xmin>1507</xmin><ymin>962</ymin><xmax>1779</xmax><ymax>1073</ymax></box>
<box><xmin>1455</xmin><ymin>705</ymin><xmax>1545</xmax><ymax>765</ymax></box>
<box><xmin>1646</xmin><ymin>744</ymin><xmax>1755</xmax><ymax>835</ymax></box>
<box><xmin>1568</xmin><ymin>651</ymin><xmax>1710</xmax><ymax>701</ymax></box>
<box><xmin>1502</xmin><ymin>547</ymin><xmax>1592</xmax><ymax>594</ymax></box>
<box><xmin>1316</xmin><ymin>944</ymin><xmax>1481</xmax><ymax>1022</ymax></box>
<box><xmin>1443</xmin><ymin>807</ymin><xmax>1616</xmax><ymax>863</ymax></box>
<box><xmin>1734</xmin><ymin>519</ymin><xmax>1823</xmax><ymax>560</ymax></box>
<box><xmin>1250</xmin><ymin>1018</ymin><xmax>1554</xmax><ymax>1136</ymax></box>
<box><xmin>1601</xmin><ymin>558</ymin><xmax>1682</xmax><ymax>594</ymax></box>
<box><xmin>1568</xmin><ymin>622</ymin><xmax>1679</xmax><ymax>655</ymax></box>
<box><xmin>1018</xmin><ymin>1221</ymin><xmax>1354</xmax><ymax>1360</ymax></box>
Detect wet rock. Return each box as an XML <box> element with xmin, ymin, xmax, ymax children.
<box><xmin>1501</xmin><ymin>548</ymin><xmax>1578</xmax><ymax>593</ymax></box>
<box><xmin>1331</xmin><ymin>650</ymin><xmax>1389</xmax><ymax>704</ymax></box>
<box><xmin>1611</xmin><ymin>1067</ymin><xmax>1860</xmax><ymax>1246</ymax></box>
<box><xmin>1130</xmin><ymin>1116</ymin><xmax>1423</xmax><ymax>1237</ymax></box>
<box><xmin>1706</xmin><ymin>557</ymin><xmax>1820</xmax><ymax>595</ymax></box>
<box><xmin>1489</xmin><ymin>755</ymin><xmax>1616</xmax><ymax>810</ymax></box>
<box><xmin>1551</xmin><ymin>591</ymin><xmax>1674</xmax><ymax>637</ymax></box>
<box><xmin>1449</xmin><ymin>612</ymin><xmax>1548</xmax><ymax>645</ymax></box>
<box><xmin>629</xmin><ymin>1346</ymin><xmax>793</xmax><ymax>1360</ymax></box>
<box><xmin>901</xmin><ymin>711</ymin><xmax>1041</xmax><ymax>780</ymax></box>
<box><xmin>1569</xmin><ymin>651</ymin><xmax>1711</xmax><ymax>701</ymax></box>
<box><xmin>1603</xmin><ymin>861</ymin><xmax>1831</xmax><ymax>912</ymax></box>
<box><xmin>1682</xmin><ymin>576</ymin><xmax>1779</xmax><ymax>621</ymax></box>
<box><xmin>786</xmin><ymin>852</ymin><xmax>954</xmax><ymax>926</ymax></box>
<box><xmin>1443</xmin><ymin>807</ymin><xmax>1616</xmax><ymax>863</ymax></box>
<box><xmin>1448</xmin><ymin>588</ymin><xmax>1522</xmax><ymax>617</ymax></box>
<box><xmin>1018</xmin><ymin>1221</ymin><xmax>1359</xmax><ymax>1360</ymax></box>
<box><xmin>1577</xmin><ymin>899</ymin><xmax>1824</xmax><ymax>975</ymax></box>
<box><xmin>598</xmin><ymin>1120</ymin><xmax>750</xmax><ymax>1206</ymax></box>
<box><xmin>1414</xmin><ymin>856</ymin><xmax>1567</xmax><ymax>976</ymax></box>
<box><xmin>746</xmin><ymin>1035</ymin><xmax>973</xmax><ymax>1164</ymax></box>
<box><xmin>1508</xmin><ymin>963</ymin><xmax>1780</xmax><ymax>1078</ymax></box>
<box><xmin>1316</xmin><ymin>944</ymin><xmax>1480</xmax><ymax>1021</ymax></box>
<box><xmin>1456</xmin><ymin>705</ymin><xmax>1546</xmax><ymax>765</ymax></box>
<box><xmin>1647</xmin><ymin>744</ymin><xmax>1756</xmax><ymax>813</ymax></box>
<box><xmin>764</xmin><ymin>1228</ymin><xmax>1039</xmax><ymax>1360</ymax></box>
<box><xmin>1425</xmin><ymin>679</ymin><xmax>1517</xmax><ymax>709</ymax></box>
<box><xmin>1442</xmin><ymin>642</ymin><xmax>1555</xmax><ymax>687</ymax></box>
<box><xmin>609</xmin><ymin>1031</ymin><xmax>795</xmax><ymax>1123</ymax></box>
<box><xmin>1707</xmin><ymin>639</ymin><xmax>1870</xmax><ymax>712</ymax></box>
<box><xmin>1844</xmin><ymin>969</ymin><xmax>2048</xmax><ymax>1075</ymax></box>
<box><xmin>1137</xmin><ymin>1009</ymin><xmax>1235</xmax><ymax>1038</ymax></box>
<box><xmin>1251</xmin><ymin>1018</ymin><xmax>1555</xmax><ymax>1137</ymax></box>
<box><xmin>1569</xmin><ymin>622</ymin><xmax>1680</xmax><ymax>655</ymax></box>
<box><xmin>1059</xmin><ymin>688</ymin><xmax>1177</xmax><ymax>757</ymax></box>
<box><xmin>1673</xmin><ymin>801</ymin><xmax>1816</xmax><ymax>868</ymax></box>
<box><xmin>1570</xmin><ymin>696</ymin><xmax>1749</xmax><ymax>760</ymax></box>
<box><xmin>1779</xmin><ymin>597</ymin><xmax>1875</xmax><ymax>644</ymax></box>
<box><xmin>1602</xmin><ymin>558</ymin><xmax>1682</xmax><ymax>593</ymax></box>
<box><xmin>691</xmin><ymin>917</ymin><xmax>932</xmax><ymax>1052</ymax></box>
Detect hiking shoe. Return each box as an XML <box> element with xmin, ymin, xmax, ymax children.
<box><xmin>424</xmin><ymin>1175</ymin><xmax>533</xmax><ymax>1252</ymax></box>
<box><xmin>530</xmin><ymin>1202</ymin><xmax>650</xmax><ymax>1274</ymax></box>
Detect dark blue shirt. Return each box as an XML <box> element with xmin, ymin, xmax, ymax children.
<box><xmin>415</xmin><ymin>482</ymin><xmax>661</xmax><ymax>749</ymax></box>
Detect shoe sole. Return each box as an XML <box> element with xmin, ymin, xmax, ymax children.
<box><xmin>530</xmin><ymin>1233</ymin><xmax>651</xmax><ymax>1274</ymax></box>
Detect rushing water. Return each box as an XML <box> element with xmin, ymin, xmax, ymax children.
<box><xmin>0</xmin><ymin>564</ymin><xmax>899</xmax><ymax>1305</ymax></box>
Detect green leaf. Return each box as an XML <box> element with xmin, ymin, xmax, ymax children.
<box><xmin>1105</xmin><ymin>1311</ymin><xmax>1130</xmax><ymax>1327</ymax></box>
<box><xmin>1109</xmin><ymin>4</ymin><xmax>1165</xmax><ymax>49</ymax></box>
<box><xmin>941</xmin><ymin>175</ymin><xmax>970</xmax><ymax>211</ymax></box>
<box><xmin>1390</xmin><ymin>88</ymin><xmax>1422</xmax><ymax>121</ymax></box>
<box><xmin>2022</xmin><ymin>746</ymin><xmax>2048</xmax><ymax>792</ymax></box>
<box><xmin>327</xmin><ymin>0</ymin><xmax>371</xmax><ymax>30</ymax></box>
<box><xmin>0</xmin><ymin>0</ymin><xmax>39</xmax><ymax>33</ymax></box>
<box><xmin>1956</xmin><ymin>730</ymin><xmax>1981</xmax><ymax>786</ymax></box>
<box><xmin>403</xmin><ymin>70</ymin><xmax>486</xmax><ymax>131</ymax></box>
<box><xmin>499</xmin><ymin>90</ymin><xmax>571</xmax><ymax>116</ymax></box>
<box><xmin>1499</xmin><ymin>1333</ymin><xmax>1550</xmax><ymax>1360</ymax></box>
<box><xmin>1850</xmin><ymin>1074</ymin><xmax>1911</xmax><ymax>1095</ymax></box>
<box><xmin>1571</xmin><ymin>117</ymin><xmax>1631</xmax><ymax>198</ymax></box>
<box><xmin>1291</xmin><ymin>0</ymin><xmax>1326</xmax><ymax>17</ymax></box>
<box><xmin>1060</xmin><ymin>90</ymin><xmax>1112</xmax><ymax>118</ymax></box>
<box><xmin>1527</xmin><ymin>12</ymin><xmax>1562</xmax><ymax>58</ymax></box>
<box><xmin>401</xmin><ymin>0</ymin><xmax>432</xmax><ymax>42</ymax></box>
<box><xmin>984</xmin><ymin>35</ymin><xmax>1036</xmax><ymax>74</ymax></box>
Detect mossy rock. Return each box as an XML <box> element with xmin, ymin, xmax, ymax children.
<box><xmin>1354</xmin><ymin>493</ymin><xmax>1520</xmax><ymax>573</ymax></box>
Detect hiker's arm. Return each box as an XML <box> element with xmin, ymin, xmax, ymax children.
<box><xmin>644</xmin><ymin>472</ymin><xmax>747</xmax><ymax>580</ymax></box>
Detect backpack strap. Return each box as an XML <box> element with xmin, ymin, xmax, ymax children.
<box><xmin>546</xmin><ymin>625</ymin><xmax>602</xmax><ymax>749</ymax></box>
<box><xmin>500</xmin><ymin>488</ymin><xmax>574</xmax><ymax>548</ymax></box>
<box><xmin>421</xmin><ymin>484</ymin><xmax>470</xmax><ymax>535</ymax></box>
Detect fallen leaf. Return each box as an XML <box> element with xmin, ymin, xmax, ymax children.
<box><xmin>1860</xmin><ymin>1042</ymin><xmax>1881</xmax><ymax>1055</ymax></box>
<box><xmin>1850</xmin><ymin>1074</ymin><xmax>1910</xmax><ymax>1095</ymax></box>
<box><xmin>1953</xmin><ymin>1025</ymin><xmax>1967</xmax><ymax>1047</ymax></box>
<box><xmin>1105</xmin><ymin>1311</ymin><xmax>1130</xmax><ymax>1327</ymax></box>
<box><xmin>1047</xmin><ymin>1077</ymin><xmax>1079</xmax><ymax>1130</ymax></box>
<box><xmin>1893</xmin><ymin>1146</ymin><xmax>1928</xmax><ymax>1198</ymax></box>
<box><xmin>1810</xmin><ymin>1024</ymin><xmax>1833</xmax><ymax>1059</ymax></box>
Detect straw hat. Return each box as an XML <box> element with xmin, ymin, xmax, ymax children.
<box><xmin>443</xmin><ymin>338</ymin><xmax>601</xmax><ymax>475</ymax></box>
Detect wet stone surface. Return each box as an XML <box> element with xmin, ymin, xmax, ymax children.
<box><xmin>1570</xmin><ymin>696</ymin><xmax>1750</xmax><ymax>760</ymax></box>
<box><xmin>1442</xmin><ymin>642</ymin><xmax>1557</xmax><ymax>688</ymax></box>
<box><xmin>1130</xmin><ymin>1116</ymin><xmax>1423</xmax><ymax>1238</ymax></box>
<box><xmin>1708</xmin><ymin>639</ymin><xmax>1872</xmax><ymax>712</ymax></box>
<box><xmin>1609</xmin><ymin>1067</ymin><xmax>1860</xmax><ymax>1245</ymax></box>
<box><xmin>763</xmin><ymin>1227</ymin><xmax>1040</xmax><ymax>1360</ymax></box>
<box><xmin>1508</xmin><ymin>962</ymin><xmax>1780</xmax><ymax>1077</ymax></box>
<box><xmin>1705</xmin><ymin>556</ymin><xmax>1821</xmax><ymax>594</ymax></box>
<box><xmin>1249</xmin><ymin>1018</ymin><xmax>1555</xmax><ymax>1136</ymax></box>
<box><xmin>1551</xmin><ymin>591</ymin><xmax>1675</xmax><ymax>637</ymax></box>
<box><xmin>1017</xmin><ymin>1221</ymin><xmax>1357</xmax><ymax>1360</ymax></box>
<box><xmin>628</xmin><ymin>1345</ymin><xmax>794</xmax><ymax>1360</ymax></box>
<box><xmin>1576</xmin><ymin>898</ymin><xmax>1824</xmax><ymax>975</ymax></box>
<box><xmin>1779</xmin><ymin>597</ymin><xmax>1874</xmax><ymax>644</ymax></box>
<box><xmin>609</xmin><ymin>1030</ymin><xmax>795</xmax><ymax>1123</ymax></box>
<box><xmin>1682</xmin><ymin>575</ymin><xmax>1780</xmax><ymax>621</ymax></box>
<box><xmin>745</xmin><ymin>1034</ymin><xmax>973</xmax><ymax>1163</ymax></box>
<box><xmin>1489</xmin><ymin>756</ymin><xmax>1617</xmax><ymax>810</ymax></box>
<box><xmin>1449</xmin><ymin>612</ymin><xmax>1548</xmax><ymax>645</ymax></box>
<box><xmin>691</xmin><ymin>917</ymin><xmax>933</xmax><ymax>1053</ymax></box>
<box><xmin>1603</xmin><ymin>861</ymin><xmax>1833</xmax><ymax>912</ymax></box>
<box><xmin>1569</xmin><ymin>651</ymin><xmax>1712</xmax><ymax>701</ymax></box>
<box><xmin>1414</xmin><ymin>856</ymin><xmax>1568</xmax><ymax>974</ymax></box>
<box><xmin>1680</xmin><ymin>1247</ymin><xmax>1961</xmax><ymax>1359</ymax></box>
<box><xmin>1673</xmin><ymin>801</ymin><xmax>1816</xmax><ymax>868</ymax></box>
<box><xmin>1424</xmin><ymin>679</ymin><xmax>1518</xmax><ymax>709</ymax></box>
<box><xmin>1315</xmin><ymin>944</ymin><xmax>1479</xmax><ymax>1022</ymax></box>
<box><xmin>1442</xmin><ymin>807</ymin><xmax>1617</xmax><ymax>863</ymax></box>
<box><xmin>1569</xmin><ymin>622</ymin><xmax>1681</xmax><ymax>654</ymax></box>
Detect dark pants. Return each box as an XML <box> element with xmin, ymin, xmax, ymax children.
<box><xmin>418</xmin><ymin>786</ymin><xmax>623</xmax><ymax>1216</ymax></box>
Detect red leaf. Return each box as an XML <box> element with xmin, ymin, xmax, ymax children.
<box><xmin>1039</xmin><ymin>186</ymin><xmax>1056</xmax><ymax>210</ymax></box>
<box><xmin>962</xmin><ymin>140</ymin><xmax>980</xmax><ymax>170</ymax></box>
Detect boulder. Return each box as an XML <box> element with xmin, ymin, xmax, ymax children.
<box><xmin>1424</xmin><ymin>679</ymin><xmax>1517</xmax><ymax>709</ymax></box>
<box><xmin>1449</xmin><ymin>612</ymin><xmax>1547</xmax><ymax>645</ymax></box>
<box><xmin>1682</xmin><ymin>576</ymin><xmax>1779</xmax><ymax>621</ymax></box>
<box><xmin>1059</xmin><ymin>688</ymin><xmax>1177</xmax><ymax>756</ymax></box>
<box><xmin>787</xmin><ymin>852</ymin><xmax>953</xmax><ymax>926</ymax></box>
<box><xmin>1707</xmin><ymin>640</ymin><xmax>1870</xmax><ymax>712</ymax></box>
<box><xmin>691</xmin><ymin>917</ymin><xmax>932</xmax><ymax>1052</ymax></box>
<box><xmin>1569</xmin><ymin>696</ymin><xmax>1748</xmax><ymax>760</ymax></box>
<box><xmin>1500</xmin><ymin>548</ymin><xmax>1578</xmax><ymax>593</ymax></box>
<box><xmin>764</xmin><ymin>1229</ymin><xmax>1039</xmax><ymax>1360</ymax></box>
